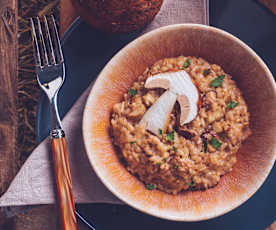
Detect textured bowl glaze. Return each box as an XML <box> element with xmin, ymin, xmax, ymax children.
<box><xmin>83</xmin><ymin>24</ymin><xmax>276</xmax><ymax>221</ymax></box>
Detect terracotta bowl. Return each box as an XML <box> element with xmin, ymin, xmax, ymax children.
<box><xmin>82</xmin><ymin>24</ymin><xmax>276</xmax><ymax>221</ymax></box>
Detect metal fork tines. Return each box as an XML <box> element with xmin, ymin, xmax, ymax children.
<box><xmin>30</xmin><ymin>16</ymin><xmax>96</xmax><ymax>230</ymax></box>
<box><xmin>30</xmin><ymin>15</ymin><xmax>64</xmax><ymax>130</ymax></box>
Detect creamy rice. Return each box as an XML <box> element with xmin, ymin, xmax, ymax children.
<box><xmin>111</xmin><ymin>56</ymin><xmax>251</xmax><ymax>194</ymax></box>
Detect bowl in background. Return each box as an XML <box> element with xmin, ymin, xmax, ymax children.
<box><xmin>82</xmin><ymin>24</ymin><xmax>276</xmax><ymax>221</ymax></box>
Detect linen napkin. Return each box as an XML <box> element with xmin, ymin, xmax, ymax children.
<box><xmin>0</xmin><ymin>0</ymin><xmax>209</xmax><ymax>212</ymax></box>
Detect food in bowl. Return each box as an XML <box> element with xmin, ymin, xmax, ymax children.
<box><xmin>111</xmin><ymin>56</ymin><xmax>251</xmax><ymax>194</ymax></box>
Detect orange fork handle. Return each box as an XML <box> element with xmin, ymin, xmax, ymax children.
<box><xmin>51</xmin><ymin>137</ymin><xmax>78</xmax><ymax>230</ymax></box>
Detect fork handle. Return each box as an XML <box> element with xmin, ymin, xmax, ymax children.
<box><xmin>51</xmin><ymin>129</ymin><xmax>78</xmax><ymax>230</ymax></box>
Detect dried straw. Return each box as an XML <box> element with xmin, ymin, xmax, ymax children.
<box><xmin>18</xmin><ymin>0</ymin><xmax>59</xmax><ymax>163</ymax></box>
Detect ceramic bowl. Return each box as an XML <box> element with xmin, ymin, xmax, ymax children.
<box><xmin>82</xmin><ymin>24</ymin><xmax>276</xmax><ymax>221</ymax></box>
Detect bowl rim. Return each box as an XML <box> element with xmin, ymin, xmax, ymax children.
<box><xmin>82</xmin><ymin>23</ymin><xmax>276</xmax><ymax>221</ymax></box>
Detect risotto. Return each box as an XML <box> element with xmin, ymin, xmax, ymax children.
<box><xmin>110</xmin><ymin>56</ymin><xmax>251</xmax><ymax>194</ymax></box>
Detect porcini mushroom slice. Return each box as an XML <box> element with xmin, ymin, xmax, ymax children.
<box><xmin>177</xmin><ymin>95</ymin><xmax>190</xmax><ymax>125</ymax></box>
<box><xmin>145</xmin><ymin>78</ymin><xmax>170</xmax><ymax>90</ymax></box>
<box><xmin>140</xmin><ymin>70</ymin><xmax>199</xmax><ymax>135</ymax></box>
<box><xmin>177</xmin><ymin>95</ymin><xmax>198</xmax><ymax>125</ymax></box>
<box><xmin>139</xmin><ymin>90</ymin><xmax>177</xmax><ymax>136</ymax></box>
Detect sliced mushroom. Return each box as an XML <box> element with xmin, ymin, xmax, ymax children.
<box><xmin>139</xmin><ymin>70</ymin><xmax>199</xmax><ymax>135</ymax></box>
<box><xmin>139</xmin><ymin>90</ymin><xmax>177</xmax><ymax>135</ymax></box>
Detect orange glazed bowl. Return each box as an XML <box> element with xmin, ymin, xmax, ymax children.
<box><xmin>82</xmin><ymin>24</ymin><xmax>276</xmax><ymax>221</ymax></box>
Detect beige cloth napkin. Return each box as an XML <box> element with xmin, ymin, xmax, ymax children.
<box><xmin>0</xmin><ymin>0</ymin><xmax>209</xmax><ymax>209</ymax></box>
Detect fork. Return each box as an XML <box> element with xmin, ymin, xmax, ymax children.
<box><xmin>30</xmin><ymin>16</ymin><xmax>95</xmax><ymax>230</ymax></box>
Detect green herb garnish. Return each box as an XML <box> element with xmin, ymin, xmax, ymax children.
<box><xmin>156</xmin><ymin>162</ymin><xmax>161</xmax><ymax>166</ymax></box>
<box><xmin>227</xmin><ymin>100</ymin><xmax>238</xmax><ymax>109</ymax></box>
<box><xmin>211</xmin><ymin>137</ymin><xmax>221</xmax><ymax>149</ymax></box>
<box><xmin>203</xmin><ymin>139</ymin><xmax>208</xmax><ymax>153</ymax></box>
<box><xmin>183</xmin><ymin>58</ymin><xmax>191</xmax><ymax>68</ymax></box>
<box><xmin>159</xmin><ymin>129</ymin><xmax>163</xmax><ymax>135</ymax></box>
<box><xmin>165</xmin><ymin>131</ymin><xmax>175</xmax><ymax>142</ymax></box>
<box><xmin>210</xmin><ymin>75</ymin><xmax>225</xmax><ymax>88</ymax></box>
<box><xmin>187</xmin><ymin>180</ymin><xmax>195</xmax><ymax>187</ymax></box>
<box><xmin>203</xmin><ymin>69</ymin><xmax>211</xmax><ymax>76</ymax></box>
<box><xmin>145</xmin><ymin>184</ymin><xmax>156</xmax><ymax>190</ymax></box>
<box><xmin>173</xmin><ymin>146</ymin><xmax>177</xmax><ymax>153</ymax></box>
<box><xmin>130</xmin><ymin>141</ymin><xmax>136</xmax><ymax>144</ymax></box>
<box><xmin>128</xmin><ymin>88</ymin><xmax>137</xmax><ymax>96</ymax></box>
<box><xmin>164</xmin><ymin>157</ymin><xmax>169</xmax><ymax>161</ymax></box>
<box><xmin>173</xmin><ymin>165</ymin><xmax>179</xmax><ymax>169</ymax></box>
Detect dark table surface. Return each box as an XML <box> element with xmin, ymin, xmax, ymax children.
<box><xmin>210</xmin><ymin>0</ymin><xmax>276</xmax><ymax>78</ymax></box>
<box><xmin>37</xmin><ymin>0</ymin><xmax>276</xmax><ymax>229</ymax></box>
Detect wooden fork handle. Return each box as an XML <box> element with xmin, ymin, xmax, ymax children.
<box><xmin>51</xmin><ymin>130</ymin><xmax>78</xmax><ymax>230</ymax></box>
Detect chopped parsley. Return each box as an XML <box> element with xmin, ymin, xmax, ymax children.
<box><xmin>211</xmin><ymin>137</ymin><xmax>222</xmax><ymax>150</ymax></box>
<box><xmin>145</xmin><ymin>184</ymin><xmax>156</xmax><ymax>190</ymax></box>
<box><xmin>183</xmin><ymin>58</ymin><xmax>191</xmax><ymax>68</ymax></box>
<box><xmin>173</xmin><ymin>165</ymin><xmax>179</xmax><ymax>169</ymax></box>
<box><xmin>203</xmin><ymin>138</ymin><xmax>208</xmax><ymax>153</ymax></box>
<box><xmin>227</xmin><ymin>100</ymin><xmax>238</xmax><ymax>109</ymax></box>
<box><xmin>130</xmin><ymin>141</ymin><xmax>136</xmax><ymax>144</ymax></box>
<box><xmin>165</xmin><ymin>131</ymin><xmax>175</xmax><ymax>142</ymax></box>
<box><xmin>128</xmin><ymin>88</ymin><xmax>137</xmax><ymax>96</ymax></box>
<box><xmin>203</xmin><ymin>69</ymin><xmax>211</xmax><ymax>76</ymax></box>
<box><xmin>173</xmin><ymin>146</ymin><xmax>178</xmax><ymax>153</ymax></box>
<box><xmin>164</xmin><ymin>157</ymin><xmax>169</xmax><ymax>161</ymax></box>
<box><xmin>210</xmin><ymin>75</ymin><xmax>225</xmax><ymax>88</ymax></box>
<box><xmin>187</xmin><ymin>180</ymin><xmax>195</xmax><ymax>187</ymax></box>
<box><xmin>159</xmin><ymin>129</ymin><xmax>163</xmax><ymax>135</ymax></box>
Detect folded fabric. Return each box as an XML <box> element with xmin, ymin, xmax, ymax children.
<box><xmin>0</xmin><ymin>0</ymin><xmax>209</xmax><ymax>210</ymax></box>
